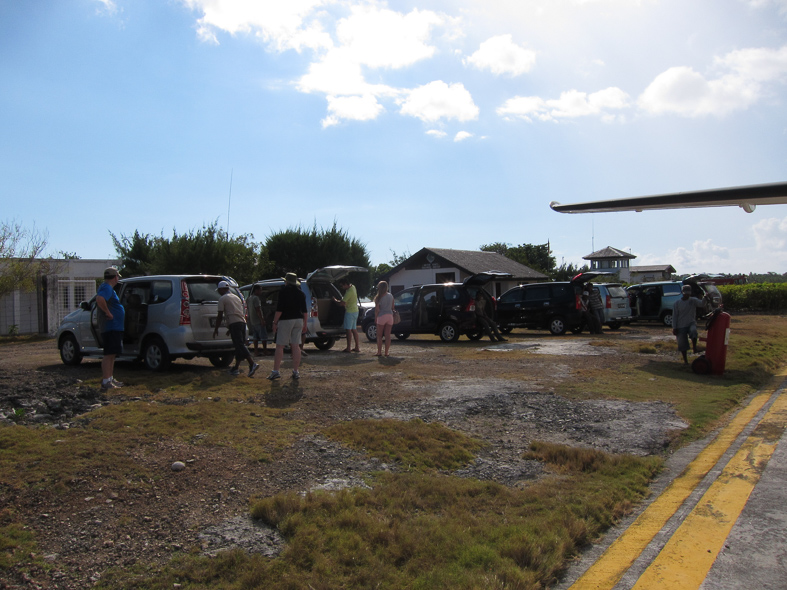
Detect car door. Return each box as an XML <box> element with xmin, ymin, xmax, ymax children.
<box><xmin>185</xmin><ymin>276</ymin><xmax>236</xmax><ymax>344</ymax></box>
<box><xmin>393</xmin><ymin>288</ymin><xmax>417</xmax><ymax>332</ymax></box>
<box><xmin>520</xmin><ymin>284</ymin><xmax>552</xmax><ymax>328</ymax></box>
<box><xmin>496</xmin><ymin>287</ymin><xmax>525</xmax><ymax>327</ymax></box>
<box><xmin>415</xmin><ymin>286</ymin><xmax>442</xmax><ymax>331</ymax></box>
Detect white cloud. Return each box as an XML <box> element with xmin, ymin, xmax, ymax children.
<box><xmin>336</xmin><ymin>6</ymin><xmax>444</xmax><ymax>69</ymax></box>
<box><xmin>454</xmin><ymin>131</ymin><xmax>473</xmax><ymax>141</ymax></box>
<box><xmin>427</xmin><ymin>129</ymin><xmax>447</xmax><ymax>138</ymax></box>
<box><xmin>95</xmin><ymin>0</ymin><xmax>117</xmax><ymax>14</ymax></box>
<box><xmin>497</xmin><ymin>87</ymin><xmax>630</xmax><ymax>121</ymax></box>
<box><xmin>638</xmin><ymin>45</ymin><xmax>787</xmax><ymax>116</ymax></box>
<box><xmin>464</xmin><ymin>34</ymin><xmax>537</xmax><ymax>76</ymax></box>
<box><xmin>298</xmin><ymin>48</ymin><xmax>398</xmax><ymax>96</ymax></box>
<box><xmin>657</xmin><ymin>239</ymin><xmax>731</xmax><ymax>272</ymax></box>
<box><xmin>753</xmin><ymin>216</ymin><xmax>787</xmax><ymax>250</ymax></box>
<box><xmin>322</xmin><ymin>94</ymin><xmax>384</xmax><ymax>128</ymax></box>
<box><xmin>181</xmin><ymin>0</ymin><xmax>334</xmax><ymax>51</ymax></box>
<box><xmin>399</xmin><ymin>81</ymin><xmax>479</xmax><ymax>123</ymax></box>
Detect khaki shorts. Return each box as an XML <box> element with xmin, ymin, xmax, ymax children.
<box><xmin>275</xmin><ymin>318</ymin><xmax>303</xmax><ymax>347</ymax></box>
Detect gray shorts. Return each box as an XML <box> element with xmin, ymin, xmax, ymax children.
<box><xmin>275</xmin><ymin>318</ymin><xmax>303</xmax><ymax>347</ymax></box>
<box><xmin>249</xmin><ymin>323</ymin><xmax>267</xmax><ymax>342</ymax></box>
<box><xmin>675</xmin><ymin>324</ymin><xmax>698</xmax><ymax>352</ymax></box>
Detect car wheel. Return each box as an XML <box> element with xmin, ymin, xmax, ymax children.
<box><xmin>439</xmin><ymin>321</ymin><xmax>460</xmax><ymax>343</ymax></box>
<box><xmin>313</xmin><ymin>337</ymin><xmax>335</xmax><ymax>350</ymax></box>
<box><xmin>691</xmin><ymin>355</ymin><xmax>712</xmax><ymax>375</ymax></box>
<box><xmin>466</xmin><ymin>330</ymin><xmax>483</xmax><ymax>341</ymax></box>
<box><xmin>365</xmin><ymin>323</ymin><xmax>377</xmax><ymax>342</ymax></box>
<box><xmin>570</xmin><ymin>324</ymin><xmax>583</xmax><ymax>334</ymax></box>
<box><xmin>660</xmin><ymin>311</ymin><xmax>673</xmax><ymax>327</ymax></box>
<box><xmin>209</xmin><ymin>353</ymin><xmax>233</xmax><ymax>368</ymax></box>
<box><xmin>499</xmin><ymin>326</ymin><xmax>513</xmax><ymax>335</ymax></box>
<box><xmin>143</xmin><ymin>336</ymin><xmax>171</xmax><ymax>371</ymax></box>
<box><xmin>59</xmin><ymin>334</ymin><xmax>83</xmax><ymax>366</ymax></box>
<box><xmin>395</xmin><ymin>333</ymin><xmax>410</xmax><ymax>341</ymax></box>
<box><xmin>608</xmin><ymin>321</ymin><xmax>622</xmax><ymax>330</ymax></box>
<box><xmin>549</xmin><ymin>317</ymin><xmax>567</xmax><ymax>336</ymax></box>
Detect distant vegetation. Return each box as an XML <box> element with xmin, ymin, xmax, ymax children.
<box><xmin>718</xmin><ymin>283</ymin><xmax>787</xmax><ymax>312</ymax></box>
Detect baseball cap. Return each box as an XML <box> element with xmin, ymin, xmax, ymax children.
<box><xmin>104</xmin><ymin>267</ymin><xmax>121</xmax><ymax>279</ymax></box>
<box><xmin>217</xmin><ymin>280</ymin><xmax>230</xmax><ymax>289</ymax></box>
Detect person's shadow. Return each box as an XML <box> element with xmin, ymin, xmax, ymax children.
<box><xmin>264</xmin><ymin>382</ymin><xmax>304</xmax><ymax>408</ymax></box>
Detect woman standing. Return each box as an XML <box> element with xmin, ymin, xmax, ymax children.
<box><xmin>374</xmin><ymin>281</ymin><xmax>395</xmax><ymax>357</ymax></box>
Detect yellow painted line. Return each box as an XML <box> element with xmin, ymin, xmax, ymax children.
<box><xmin>569</xmin><ymin>375</ymin><xmax>786</xmax><ymax>590</ymax></box>
<box><xmin>631</xmin><ymin>391</ymin><xmax>787</xmax><ymax>589</ymax></box>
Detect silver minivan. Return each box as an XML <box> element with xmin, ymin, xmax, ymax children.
<box><xmin>56</xmin><ymin>275</ymin><xmax>241</xmax><ymax>371</ymax></box>
<box><xmin>593</xmin><ymin>283</ymin><xmax>632</xmax><ymax>329</ymax></box>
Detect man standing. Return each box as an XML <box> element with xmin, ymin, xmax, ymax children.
<box><xmin>335</xmin><ymin>277</ymin><xmax>361</xmax><ymax>353</ymax></box>
<box><xmin>268</xmin><ymin>273</ymin><xmax>308</xmax><ymax>380</ymax></box>
<box><xmin>247</xmin><ymin>284</ymin><xmax>269</xmax><ymax>356</ymax></box>
<box><xmin>588</xmin><ymin>284</ymin><xmax>605</xmax><ymax>333</ymax></box>
<box><xmin>672</xmin><ymin>284</ymin><xmax>707</xmax><ymax>364</ymax></box>
<box><xmin>96</xmin><ymin>267</ymin><xmax>125</xmax><ymax>391</ymax></box>
<box><xmin>214</xmin><ymin>281</ymin><xmax>259</xmax><ymax>377</ymax></box>
<box><xmin>475</xmin><ymin>294</ymin><xmax>506</xmax><ymax>342</ymax></box>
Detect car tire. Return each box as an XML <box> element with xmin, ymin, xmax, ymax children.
<box><xmin>660</xmin><ymin>311</ymin><xmax>673</xmax><ymax>327</ymax></box>
<box><xmin>466</xmin><ymin>330</ymin><xmax>483</xmax><ymax>341</ymax></box>
<box><xmin>608</xmin><ymin>321</ymin><xmax>622</xmax><ymax>330</ymax></box>
<box><xmin>691</xmin><ymin>355</ymin><xmax>712</xmax><ymax>375</ymax></box>
<box><xmin>143</xmin><ymin>336</ymin><xmax>171</xmax><ymax>371</ymax></box>
<box><xmin>313</xmin><ymin>337</ymin><xmax>335</xmax><ymax>350</ymax></box>
<box><xmin>209</xmin><ymin>353</ymin><xmax>233</xmax><ymax>368</ymax></box>
<box><xmin>439</xmin><ymin>321</ymin><xmax>460</xmax><ymax>343</ymax></box>
<box><xmin>549</xmin><ymin>317</ymin><xmax>567</xmax><ymax>336</ymax></box>
<box><xmin>59</xmin><ymin>334</ymin><xmax>83</xmax><ymax>366</ymax></box>
<box><xmin>364</xmin><ymin>323</ymin><xmax>377</xmax><ymax>342</ymax></box>
<box><xmin>395</xmin><ymin>333</ymin><xmax>410</xmax><ymax>341</ymax></box>
<box><xmin>499</xmin><ymin>326</ymin><xmax>513</xmax><ymax>335</ymax></box>
<box><xmin>570</xmin><ymin>324</ymin><xmax>583</xmax><ymax>335</ymax></box>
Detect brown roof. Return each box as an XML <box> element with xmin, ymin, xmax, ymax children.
<box><xmin>583</xmin><ymin>246</ymin><xmax>637</xmax><ymax>260</ymax></box>
<box><xmin>385</xmin><ymin>247</ymin><xmax>548</xmax><ymax>281</ymax></box>
<box><xmin>630</xmin><ymin>265</ymin><xmax>676</xmax><ymax>273</ymax></box>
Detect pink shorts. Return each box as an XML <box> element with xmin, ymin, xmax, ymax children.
<box><xmin>376</xmin><ymin>314</ymin><xmax>394</xmax><ymax>326</ymax></box>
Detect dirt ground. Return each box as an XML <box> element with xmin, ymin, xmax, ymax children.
<box><xmin>0</xmin><ymin>325</ymin><xmax>688</xmax><ymax>589</ymax></box>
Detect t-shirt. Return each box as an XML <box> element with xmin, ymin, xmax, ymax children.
<box><xmin>218</xmin><ymin>292</ymin><xmax>246</xmax><ymax>325</ymax></box>
<box><xmin>247</xmin><ymin>294</ymin><xmax>263</xmax><ymax>326</ymax></box>
<box><xmin>97</xmin><ymin>282</ymin><xmax>124</xmax><ymax>332</ymax></box>
<box><xmin>277</xmin><ymin>284</ymin><xmax>308</xmax><ymax>320</ymax></box>
<box><xmin>672</xmin><ymin>297</ymin><xmax>705</xmax><ymax>329</ymax></box>
<box><xmin>376</xmin><ymin>292</ymin><xmax>393</xmax><ymax>316</ymax></box>
<box><xmin>342</xmin><ymin>284</ymin><xmax>359</xmax><ymax>313</ymax></box>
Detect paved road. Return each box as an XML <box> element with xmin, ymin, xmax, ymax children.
<box><xmin>554</xmin><ymin>372</ymin><xmax>787</xmax><ymax>590</ymax></box>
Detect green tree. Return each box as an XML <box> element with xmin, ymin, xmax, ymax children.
<box><xmin>0</xmin><ymin>221</ymin><xmax>52</xmax><ymax>298</ymax></box>
<box><xmin>480</xmin><ymin>242</ymin><xmax>556</xmax><ymax>275</ymax></box>
<box><xmin>111</xmin><ymin>222</ymin><xmax>269</xmax><ymax>285</ymax></box>
<box><xmin>265</xmin><ymin>223</ymin><xmax>372</xmax><ymax>294</ymax></box>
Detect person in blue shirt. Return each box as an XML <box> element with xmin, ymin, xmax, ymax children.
<box><xmin>96</xmin><ymin>267</ymin><xmax>125</xmax><ymax>391</ymax></box>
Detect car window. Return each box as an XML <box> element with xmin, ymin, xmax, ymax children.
<box><xmin>121</xmin><ymin>282</ymin><xmax>150</xmax><ymax>307</ymax></box>
<box><xmin>662</xmin><ymin>284</ymin><xmax>682</xmax><ymax>296</ymax></box>
<box><xmin>606</xmin><ymin>286</ymin><xmax>627</xmax><ymax>298</ymax></box>
<box><xmin>499</xmin><ymin>289</ymin><xmax>524</xmax><ymax>303</ymax></box>
<box><xmin>524</xmin><ymin>286</ymin><xmax>550</xmax><ymax>301</ymax></box>
<box><xmin>150</xmin><ymin>280</ymin><xmax>173</xmax><ymax>304</ymax></box>
<box><xmin>395</xmin><ymin>290</ymin><xmax>415</xmax><ymax>306</ymax></box>
<box><xmin>702</xmin><ymin>284</ymin><xmax>721</xmax><ymax>297</ymax></box>
<box><xmin>186</xmin><ymin>279</ymin><xmax>225</xmax><ymax>303</ymax></box>
<box><xmin>442</xmin><ymin>287</ymin><xmax>460</xmax><ymax>302</ymax></box>
<box><xmin>551</xmin><ymin>284</ymin><xmax>573</xmax><ymax>300</ymax></box>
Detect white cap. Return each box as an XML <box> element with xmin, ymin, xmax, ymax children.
<box><xmin>217</xmin><ymin>280</ymin><xmax>230</xmax><ymax>289</ymax></box>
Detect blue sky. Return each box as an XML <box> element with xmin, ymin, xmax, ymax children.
<box><xmin>2</xmin><ymin>0</ymin><xmax>786</xmax><ymax>274</ymax></box>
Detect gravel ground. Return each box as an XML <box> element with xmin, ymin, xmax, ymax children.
<box><xmin>0</xmin><ymin>326</ymin><xmax>688</xmax><ymax>589</ymax></box>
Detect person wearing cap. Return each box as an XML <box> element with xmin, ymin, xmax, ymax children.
<box><xmin>672</xmin><ymin>284</ymin><xmax>708</xmax><ymax>364</ymax></box>
<box><xmin>268</xmin><ymin>272</ymin><xmax>308</xmax><ymax>380</ymax></box>
<box><xmin>214</xmin><ymin>281</ymin><xmax>259</xmax><ymax>377</ymax></box>
<box><xmin>96</xmin><ymin>267</ymin><xmax>125</xmax><ymax>391</ymax></box>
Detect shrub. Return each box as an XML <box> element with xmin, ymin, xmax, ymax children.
<box><xmin>718</xmin><ymin>283</ymin><xmax>787</xmax><ymax>312</ymax></box>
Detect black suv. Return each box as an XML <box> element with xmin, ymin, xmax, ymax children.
<box><xmin>361</xmin><ymin>271</ymin><xmax>511</xmax><ymax>343</ymax></box>
<box><xmin>496</xmin><ymin>272</ymin><xmax>609</xmax><ymax>335</ymax></box>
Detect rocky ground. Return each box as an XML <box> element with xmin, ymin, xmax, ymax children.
<box><xmin>0</xmin><ymin>326</ymin><xmax>687</xmax><ymax>589</ymax></box>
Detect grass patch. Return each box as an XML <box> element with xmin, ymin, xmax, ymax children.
<box><xmin>324</xmin><ymin>418</ymin><xmax>486</xmax><ymax>471</ymax></box>
<box><xmin>96</xmin><ymin>441</ymin><xmax>660</xmax><ymax>590</ymax></box>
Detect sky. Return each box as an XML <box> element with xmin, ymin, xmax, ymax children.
<box><xmin>2</xmin><ymin>0</ymin><xmax>787</xmax><ymax>275</ymax></box>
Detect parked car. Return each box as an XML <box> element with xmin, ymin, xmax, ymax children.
<box><xmin>495</xmin><ymin>272</ymin><xmax>612</xmax><ymax>336</ymax></box>
<box><xmin>241</xmin><ymin>265</ymin><xmax>367</xmax><ymax>350</ymax></box>
<box><xmin>361</xmin><ymin>271</ymin><xmax>512</xmax><ymax>343</ymax></box>
<box><xmin>626</xmin><ymin>276</ymin><xmax>722</xmax><ymax>327</ymax></box>
<box><xmin>56</xmin><ymin>275</ymin><xmax>242</xmax><ymax>371</ymax></box>
<box><xmin>594</xmin><ymin>283</ymin><xmax>633</xmax><ymax>330</ymax></box>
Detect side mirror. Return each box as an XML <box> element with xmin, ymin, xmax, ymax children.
<box><xmin>80</xmin><ymin>301</ymin><xmax>90</xmax><ymax>311</ymax></box>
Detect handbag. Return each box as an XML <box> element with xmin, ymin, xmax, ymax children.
<box><xmin>393</xmin><ymin>310</ymin><xmax>401</xmax><ymax>324</ymax></box>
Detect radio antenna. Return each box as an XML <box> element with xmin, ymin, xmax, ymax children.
<box><xmin>227</xmin><ymin>169</ymin><xmax>233</xmax><ymax>234</ymax></box>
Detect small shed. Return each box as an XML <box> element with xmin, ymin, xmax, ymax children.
<box><xmin>628</xmin><ymin>265</ymin><xmax>677</xmax><ymax>283</ymax></box>
<box><xmin>582</xmin><ymin>246</ymin><xmax>637</xmax><ymax>282</ymax></box>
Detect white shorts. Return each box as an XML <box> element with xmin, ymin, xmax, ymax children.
<box><xmin>275</xmin><ymin>318</ymin><xmax>303</xmax><ymax>347</ymax></box>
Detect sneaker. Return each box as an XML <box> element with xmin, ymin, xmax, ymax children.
<box><xmin>267</xmin><ymin>370</ymin><xmax>281</xmax><ymax>381</ymax></box>
<box><xmin>100</xmin><ymin>380</ymin><xmax>119</xmax><ymax>391</ymax></box>
<box><xmin>291</xmin><ymin>370</ymin><xmax>300</xmax><ymax>380</ymax></box>
<box><xmin>111</xmin><ymin>378</ymin><xmax>124</xmax><ymax>387</ymax></box>
<box><xmin>248</xmin><ymin>363</ymin><xmax>260</xmax><ymax>377</ymax></box>
<box><xmin>228</xmin><ymin>368</ymin><xmax>240</xmax><ymax>376</ymax></box>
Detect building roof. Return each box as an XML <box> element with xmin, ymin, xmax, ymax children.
<box><xmin>630</xmin><ymin>265</ymin><xmax>676</xmax><ymax>273</ymax></box>
<box><xmin>582</xmin><ymin>246</ymin><xmax>637</xmax><ymax>260</ymax></box>
<box><xmin>385</xmin><ymin>247</ymin><xmax>548</xmax><ymax>281</ymax></box>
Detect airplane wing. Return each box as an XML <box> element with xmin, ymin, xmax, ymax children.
<box><xmin>549</xmin><ymin>181</ymin><xmax>787</xmax><ymax>214</ymax></box>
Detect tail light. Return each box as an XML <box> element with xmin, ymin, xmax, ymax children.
<box><xmin>605</xmin><ymin>294</ymin><xmax>612</xmax><ymax>309</ymax></box>
<box><xmin>465</xmin><ymin>298</ymin><xmax>476</xmax><ymax>312</ymax></box>
<box><xmin>311</xmin><ymin>297</ymin><xmax>319</xmax><ymax>318</ymax></box>
<box><xmin>179</xmin><ymin>280</ymin><xmax>191</xmax><ymax>325</ymax></box>
<box><xmin>575</xmin><ymin>294</ymin><xmax>582</xmax><ymax>310</ymax></box>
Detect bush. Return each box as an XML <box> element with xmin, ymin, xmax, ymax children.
<box><xmin>718</xmin><ymin>283</ymin><xmax>787</xmax><ymax>312</ymax></box>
